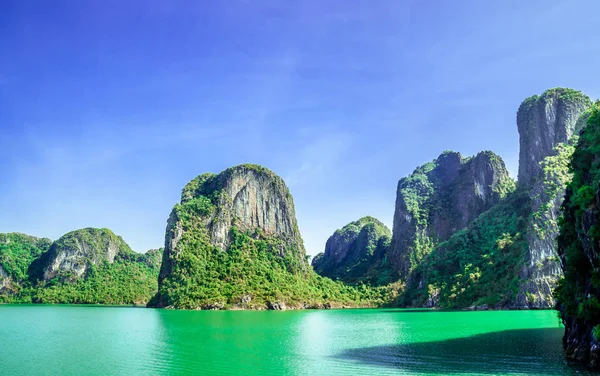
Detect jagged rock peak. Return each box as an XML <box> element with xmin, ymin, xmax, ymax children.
<box><xmin>389</xmin><ymin>150</ymin><xmax>515</xmax><ymax>280</ymax></box>
<box><xmin>517</xmin><ymin>87</ymin><xmax>592</xmax><ymax>187</ymax></box>
<box><xmin>311</xmin><ymin>216</ymin><xmax>391</xmax><ymax>284</ymax></box>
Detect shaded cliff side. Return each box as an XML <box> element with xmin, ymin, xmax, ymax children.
<box><xmin>152</xmin><ymin>164</ymin><xmax>384</xmax><ymax>310</ymax></box>
<box><xmin>388</xmin><ymin>150</ymin><xmax>515</xmax><ymax>281</ymax></box>
<box><xmin>0</xmin><ymin>233</ymin><xmax>51</xmax><ymax>301</ymax></box>
<box><xmin>516</xmin><ymin>88</ymin><xmax>592</xmax><ymax>308</ymax></box>
<box><xmin>555</xmin><ymin>103</ymin><xmax>600</xmax><ymax>368</ymax></box>
<box><xmin>312</xmin><ymin>216</ymin><xmax>393</xmax><ymax>285</ymax></box>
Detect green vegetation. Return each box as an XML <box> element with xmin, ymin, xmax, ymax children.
<box><xmin>543</xmin><ymin>87</ymin><xmax>592</xmax><ymax>104</ymax></box>
<box><xmin>520</xmin><ymin>88</ymin><xmax>592</xmax><ymax>118</ymax></box>
<box><xmin>531</xmin><ymin>141</ymin><xmax>577</xmax><ymax>238</ymax></box>
<box><xmin>29</xmin><ymin>228</ymin><xmax>133</xmax><ymax>282</ymax></box>
<box><xmin>154</xmin><ymin>169</ymin><xmax>392</xmax><ymax>309</ymax></box>
<box><xmin>488</xmin><ymin>152</ymin><xmax>517</xmax><ymax>199</ymax></box>
<box><xmin>394</xmin><ymin>158</ymin><xmax>441</xmax><ymax>277</ymax></box>
<box><xmin>394</xmin><ymin>150</ymin><xmax>515</xmax><ymax>279</ymax></box>
<box><xmin>0</xmin><ymin>229</ymin><xmax>162</xmax><ymax>305</ymax></box>
<box><xmin>312</xmin><ymin>216</ymin><xmax>395</xmax><ymax>286</ymax></box>
<box><xmin>398</xmin><ymin>128</ymin><xmax>580</xmax><ymax>309</ymax></box>
<box><xmin>399</xmin><ymin>161</ymin><xmax>437</xmax><ymax>225</ymax></box>
<box><xmin>154</xmin><ymin>222</ymin><xmax>388</xmax><ymax>309</ymax></box>
<box><xmin>0</xmin><ymin>233</ymin><xmax>51</xmax><ymax>301</ymax></box>
<box><xmin>555</xmin><ymin>103</ymin><xmax>600</xmax><ymax>326</ymax></box>
<box><xmin>400</xmin><ymin>188</ymin><xmax>531</xmax><ymax>308</ymax></box>
<box><xmin>28</xmin><ymin>250</ymin><xmax>161</xmax><ymax>305</ymax></box>
<box><xmin>538</xmin><ymin>142</ymin><xmax>576</xmax><ymax>212</ymax></box>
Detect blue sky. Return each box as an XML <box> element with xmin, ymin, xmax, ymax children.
<box><xmin>1</xmin><ymin>0</ymin><xmax>599</xmax><ymax>255</ymax></box>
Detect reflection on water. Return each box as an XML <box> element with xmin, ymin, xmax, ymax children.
<box><xmin>0</xmin><ymin>306</ymin><xmax>588</xmax><ymax>376</ymax></box>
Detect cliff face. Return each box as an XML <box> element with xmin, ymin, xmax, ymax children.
<box><xmin>399</xmin><ymin>88</ymin><xmax>593</xmax><ymax>309</ymax></box>
<box><xmin>514</xmin><ymin>142</ymin><xmax>577</xmax><ymax>308</ymax></box>
<box><xmin>26</xmin><ymin>228</ymin><xmax>160</xmax><ymax>305</ymax></box>
<box><xmin>311</xmin><ymin>216</ymin><xmax>392</xmax><ymax>285</ymax></box>
<box><xmin>517</xmin><ymin>88</ymin><xmax>591</xmax><ymax>187</ymax></box>
<box><xmin>154</xmin><ymin>164</ymin><xmax>378</xmax><ymax>310</ymax></box>
<box><xmin>400</xmin><ymin>188</ymin><xmax>531</xmax><ymax>308</ymax></box>
<box><xmin>157</xmin><ymin>164</ymin><xmax>306</xmax><ymax>291</ymax></box>
<box><xmin>154</xmin><ymin>164</ymin><xmax>382</xmax><ymax>310</ymax></box>
<box><xmin>556</xmin><ymin>104</ymin><xmax>600</xmax><ymax>368</ymax></box>
<box><xmin>183</xmin><ymin>165</ymin><xmax>302</xmax><ymax>253</ymax></box>
<box><xmin>388</xmin><ymin>151</ymin><xmax>514</xmax><ymax>280</ymax></box>
<box><xmin>515</xmin><ymin>88</ymin><xmax>592</xmax><ymax>308</ymax></box>
<box><xmin>32</xmin><ymin>228</ymin><xmax>132</xmax><ymax>282</ymax></box>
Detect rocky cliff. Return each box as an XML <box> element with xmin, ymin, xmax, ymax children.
<box><xmin>514</xmin><ymin>142</ymin><xmax>577</xmax><ymax>308</ymax></box>
<box><xmin>388</xmin><ymin>150</ymin><xmax>514</xmax><ymax>280</ymax></box>
<box><xmin>157</xmin><ymin>164</ymin><xmax>306</xmax><ymax>287</ymax></box>
<box><xmin>28</xmin><ymin>228</ymin><xmax>160</xmax><ymax>305</ymax></box>
<box><xmin>517</xmin><ymin>88</ymin><xmax>592</xmax><ymax>187</ymax></box>
<box><xmin>398</xmin><ymin>88</ymin><xmax>593</xmax><ymax>309</ymax></box>
<box><xmin>32</xmin><ymin>228</ymin><xmax>131</xmax><ymax>282</ymax></box>
<box><xmin>400</xmin><ymin>188</ymin><xmax>531</xmax><ymax>308</ymax></box>
<box><xmin>152</xmin><ymin>164</ymin><xmax>378</xmax><ymax>310</ymax></box>
<box><xmin>312</xmin><ymin>216</ymin><xmax>392</xmax><ymax>285</ymax></box>
<box><xmin>556</xmin><ymin>103</ymin><xmax>600</xmax><ymax>368</ymax></box>
<box><xmin>515</xmin><ymin>88</ymin><xmax>592</xmax><ymax>308</ymax></box>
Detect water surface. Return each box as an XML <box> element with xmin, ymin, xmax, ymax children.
<box><xmin>0</xmin><ymin>306</ymin><xmax>589</xmax><ymax>375</ymax></box>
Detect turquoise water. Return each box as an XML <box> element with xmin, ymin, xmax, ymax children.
<box><xmin>0</xmin><ymin>306</ymin><xmax>590</xmax><ymax>375</ymax></box>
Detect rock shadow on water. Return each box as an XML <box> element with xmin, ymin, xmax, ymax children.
<box><xmin>337</xmin><ymin>328</ymin><xmax>594</xmax><ymax>375</ymax></box>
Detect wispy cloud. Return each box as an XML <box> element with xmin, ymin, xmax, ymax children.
<box><xmin>284</xmin><ymin>130</ymin><xmax>354</xmax><ymax>187</ymax></box>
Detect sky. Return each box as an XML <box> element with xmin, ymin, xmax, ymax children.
<box><xmin>1</xmin><ymin>0</ymin><xmax>599</xmax><ymax>255</ymax></box>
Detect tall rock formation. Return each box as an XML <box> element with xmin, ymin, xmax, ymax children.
<box><xmin>153</xmin><ymin>164</ymin><xmax>372</xmax><ymax>310</ymax></box>
<box><xmin>556</xmin><ymin>103</ymin><xmax>600</xmax><ymax>368</ymax></box>
<box><xmin>398</xmin><ymin>88</ymin><xmax>594</xmax><ymax>310</ymax></box>
<box><xmin>157</xmin><ymin>164</ymin><xmax>306</xmax><ymax>290</ymax></box>
<box><xmin>517</xmin><ymin>88</ymin><xmax>592</xmax><ymax>187</ymax></box>
<box><xmin>312</xmin><ymin>216</ymin><xmax>392</xmax><ymax>285</ymax></box>
<box><xmin>515</xmin><ymin>88</ymin><xmax>592</xmax><ymax>308</ymax></box>
<box><xmin>388</xmin><ymin>150</ymin><xmax>515</xmax><ymax>280</ymax></box>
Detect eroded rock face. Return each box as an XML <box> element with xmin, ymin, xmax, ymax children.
<box><xmin>35</xmin><ymin>228</ymin><xmax>130</xmax><ymax>282</ymax></box>
<box><xmin>311</xmin><ymin>216</ymin><xmax>391</xmax><ymax>285</ymax></box>
<box><xmin>179</xmin><ymin>165</ymin><xmax>300</xmax><ymax>250</ymax></box>
<box><xmin>389</xmin><ymin>150</ymin><xmax>514</xmax><ymax>280</ymax></box>
<box><xmin>514</xmin><ymin>144</ymin><xmax>575</xmax><ymax>308</ymax></box>
<box><xmin>515</xmin><ymin>184</ymin><xmax>564</xmax><ymax>308</ymax></box>
<box><xmin>517</xmin><ymin>88</ymin><xmax>591</xmax><ymax>187</ymax></box>
<box><xmin>155</xmin><ymin>164</ymin><xmax>308</xmax><ymax>308</ymax></box>
<box><xmin>514</xmin><ymin>89</ymin><xmax>592</xmax><ymax>308</ymax></box>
